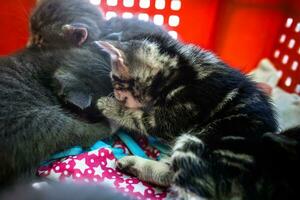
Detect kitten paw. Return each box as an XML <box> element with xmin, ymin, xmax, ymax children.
<box><xmin>97</xmin><ymin>97</ymin><xmax>119</xmax><ymax>116</ymax></box>
<box><xmin>117</xmin><ymin>156</ymin><xmax>172</xmax><ymax>187</ymax></box>
<box><xmin>116</xmin><ymin>156</ymin><xmax>140</xmax><ymax>177</ymax></box>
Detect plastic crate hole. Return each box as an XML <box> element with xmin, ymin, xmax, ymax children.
<box><xmin>171</xmin><ymin>0</ymin><xmax>181</xmax><ymax>11</ymax></box>
<box><xmin>291</xmin><ymin>61</ymin><xmax>299</xmax><ymax>71</ymax></box>
<box><xmin>274</xmin><ymin>50</ymin><xmax>280</xmax><ymax>58</ymax></box>
<box><xmin>285</xmin><ymin>77</ymin><xmax>292</xmax><ymax>87</ymax></box>
<box><xmin>282</xmin><ymin>55</ymin><xmax>289</xmax><ymax>64</ymax></box>
<box><xmin>139</xmin><ymin>0</ymin><xmax>150</xmax><ymax>9</ymax></box>
<box><xmin>277</xmin><ymin>70</ymin><xmax>283</xmax><ymax>78</ymax></box>
<box><xmin>296</xmin><ymin>84</ymin><xmax>300</xmax><ymax>93</ymax></box>
<box><xmin>106</xmin><ymin>11</ymin><xmax>117</xmax><ymax>19</ymax></box>
<box><xmin>168</xmin><ymin>31</ymin><xmax>178</xmax><ymax>39</ymax></box>
<box><xmin>295</xmin><ymin>22</ymin><xmax>300</xmax><ymax>32</ymax></box>
<box><xmin>107</xmin><ymin>0</ymin><xmax>117</xmax><ymax>6</ymax></box>
<box><xmin>288</xmin><ymin>39</ymin><xmax>296</xmax><ymax>49</ymax></box>
<box><xmin>153</xmin><ymin>14</ymin><xmax>164</xmax><ymax>26</ymax></box>
<box><xmin>90</xmin><ymin>0</ymin><xmax>101</xmax><ymax>5</ymax></box>
<box><xmin>138</xmin><ymin>13</ymin><xmax>149</xmax><ymax>21</ymax></box>
<box><xmin>155</xmin><ymin>0</ymin><xmax>165</xmax><ymax>10</ymax></box>
<box><xmin>286</xmin><ymin>18</ymin><xmax>293</xmax><ymax>28</ymax></box>
<box><xmin>279</xmin><ymin>34</ymin><xmax>286</xmax><ymax>43</ymax></box>
<box><xmin>123</xmin><ymin>0</ymin><xmax>134</xmax><ymax>7</ymax></box>
<box><xmin>169</xmin><ymin>15</ymin><xmax>180</xmax><ymax>27</ymax></box>
<box><xmin>122</xmin><ymin>12</ymin><xmax>133</xmax><ymax>18</ymax></box>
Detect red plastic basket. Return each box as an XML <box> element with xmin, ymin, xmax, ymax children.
<box><xmin>269</xmin><ymin>17</ymin><xmax>300</xmax><ymax>93</ymax></box>
<box><xmin>0</xmin><ymin>0</ymin><xmax>299</xmax><ymax>94</ymax></box>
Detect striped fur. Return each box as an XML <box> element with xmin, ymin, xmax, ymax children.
<box><xmin>96</xmin><ymin>35</ymin><xmax>300</xmax><ymax>199</ymax></box>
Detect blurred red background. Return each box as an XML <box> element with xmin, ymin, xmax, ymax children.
<box><xmin>0</xmin><ymin>0</ymin><xmax>299</xmax><ymax>84</ymax></box>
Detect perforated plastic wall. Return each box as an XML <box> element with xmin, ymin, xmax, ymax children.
<box><xmin>0</xmin><ymin>0</ymin><xmax>299</xmax><ymax>94</ymax></box>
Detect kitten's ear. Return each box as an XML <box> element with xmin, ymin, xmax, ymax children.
<box><xmin>54</xmin><ymin>72</ymin><xmax>93</xmax><ymax>110</ymax></box>
<box><xmin>65</xmin><ymin>91</ymin><xmax>93</xmax><ymax>110</ymax></box>
<box><xmin>62</xmin><ymin>23</ymin><xmax>88</xmax><ymax>46</ymax></box>
<box><xmin>92</xmin><ymin>41</ymin><xmax>130</xmax><ymax>78</ymax></box>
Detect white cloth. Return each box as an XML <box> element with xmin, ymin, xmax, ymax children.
<box><xmin>250</xmin><ymin>59</ymin><xmax>300</xmax><ymax>130</ymax></box>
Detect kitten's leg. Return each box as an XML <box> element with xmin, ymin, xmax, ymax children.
<box><xmin>170</xmin><ymin>134</ymin><xmax>216</xmax><ymax>200</ymax></box>
<box><xmin>116</xmin><ymin>134</ymin><xmax>218</xmax><ymax>198</ymax></box>
<box><xmin>0</xmin><ymin>106</ymin><xmax>112</xmax><ymax>186</ymax></box>
<box><xmin>30</xmin><ymin>106</ymin><xmax>112</xmax><ymax>149</ymax></box>
<box><xmin>116</xmin><ymin>156</ymin><xmax>173</xmax><ymax>187</ymax></box>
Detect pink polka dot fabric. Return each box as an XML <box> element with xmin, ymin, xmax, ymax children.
<box><xmin>37</xmin><ymin>138</ymin><xmax>171</xmax><ymax>200</ymax></box>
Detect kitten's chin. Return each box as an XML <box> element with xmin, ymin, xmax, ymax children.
<box><xmin>114</xmin><ymin>89</ymin><xmax>142</xmax><ymax>109</ymax></box>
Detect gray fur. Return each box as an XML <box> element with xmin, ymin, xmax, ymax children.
<box><xmin>0</xmin><ymin>45</ymin><xmax>114</xmax><ymax>187</ymax></box>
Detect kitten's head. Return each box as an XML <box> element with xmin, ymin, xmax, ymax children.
<box><xmin>52</xmin><ymin>44</ymin><xmax>113</xmax><ymax>120</ymax></box>
<box><xmin>28</xmin><ymin>0</ymin><xmax>104</xmax><ymax>49</ymax></box>
<box><xmin>94</xmin><ymin>37</ymin><xmax>181</xmax><ymax>108</ymax></box>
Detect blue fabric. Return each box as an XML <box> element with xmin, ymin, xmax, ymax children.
<box><xmin>43</xmin><ymin>130</ymin><xmax>171</xmax><ymax>165</ymax></box>
<box><xmin>117</xmin><ymin>130</ymin><xmax>149</xmax><ymax>159</ymax></box>
<box><xmin>148</xmin><ymin>136</ymin><xmax>171</xmax><ymax>160</ymax></box>
<box><xmin>89</xmin><ymin>140</ymin><xmax>127</xmax><ymax>160</ymax></box>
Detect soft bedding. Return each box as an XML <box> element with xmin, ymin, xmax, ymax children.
<box><xmin>37</xmin><ymin>131</ymin><xmax>174</xmax><ymax>200</ymax></box>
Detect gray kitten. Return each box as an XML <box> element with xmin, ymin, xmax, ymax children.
<box><xmin>0</xmin><ymin>0</ymin><xmax>114</xmax><ymax>187</ymax></box>
<box><xmin>28</xmin><ymin>0</ymin><xmax>105</xmax><ymax>49</ymax></box>
<box><xmin>0</xmin><ymin>44</ymin><xmax>114</xmax><ymax>187</ymax></box>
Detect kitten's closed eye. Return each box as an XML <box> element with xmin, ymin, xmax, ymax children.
<box><xmin>112</xmin><ymin>74</ymin><xmax>134</xmax><ymax>90</ymax></box>
<box><xmin>112</xmin><ymin>74</ymin><xmax>130</xmax><ymax>84</ymax></box>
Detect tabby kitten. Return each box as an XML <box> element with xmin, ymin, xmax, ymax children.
<box><xmin>92</xmin><ymin>36</ymin><xmax>300</xmax><ymax>199</ymax></box>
